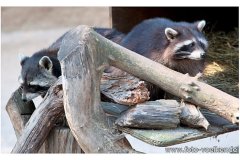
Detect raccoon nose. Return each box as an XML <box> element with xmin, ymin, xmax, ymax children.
<box><xmin>22</xmin><ymin>95</ymin><xmax>28</xmax><ymax>102</ymax></box>
<box><xmin>200</xmin><ymin>52</ymin><xmax>206</xmax><ymax>59</ymax></box>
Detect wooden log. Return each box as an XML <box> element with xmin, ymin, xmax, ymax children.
<box><xmin>59</xmin><ymin>27</ymin><xmax>137</xmax><ymax>153</ymax></box>
<box><xmin>115</xmin><ymin>100</ymin><xmax>181</xmax><ymax>129</ymax></box>
<box><xmin>180</xmin><ymin>101</ymin><xmax>210</xmax><ymax>130</ymax></box>
<box><xmin>112</xmin><ymin>100</ymin><xmax>209</xmax><ymax>130</ymax></box>
<box><xmin>5</xmin><ymin>88</ymin><xmax>35</xmax><ymax>138</ymax></box>
<box><xmin>80</xmin><ymin>26</ymin><xmax>238</xmax><ymax>124</ymax></box>
<box><xmin>12</xmin><ymin>79</ymin><xmax>64</xmax><ymax>153</ymax></box>
<box><xmin>39</xmin><ymin>127</ymin><xmax>83</xmax><ymax>153</ymax></box>
<box><xmin>101</xmin><ymin>72</ymin><xmax>150</xmax><ymax>106</ymax></box>
<box><xmin>58</xmin><ymin>25</ymin><xmax>238</xmax><ymax>152</ymax></box>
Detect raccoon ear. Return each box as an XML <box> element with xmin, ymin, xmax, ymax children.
<box><xmin>39</xmin><ymin>56</ymin><xmax>53</xmax><ymax>71</ymax></box>
<box><xmin>18</xmin><ymin>53</ymin><xmax>29</xmax><ymax>66</ymax></box>
<box><xmin>196</xmin><ymin>20</ymin><xmax>206</xmax><ymax>32</ymax></box>
<box><xmin>165</xmin><ymin>28</ymin><xmax>178</xmax><ymax>41</ymax></box>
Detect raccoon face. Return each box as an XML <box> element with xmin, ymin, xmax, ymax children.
<box><xmin>165</xmin><ymin>20</ymin><xmax>208</xmax><ymax>61</ymax></box>
<box><xmin>19</xmin><ymin>55</ymin><xmax>58</xmax><ymax>102</ymax></box>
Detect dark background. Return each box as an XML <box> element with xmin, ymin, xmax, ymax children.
<box><xmin>111</xmin><ymin>7</ymin><xmax>239</xmax><ymax>33</ymax></box>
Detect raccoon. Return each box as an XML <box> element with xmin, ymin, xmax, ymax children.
<box><xmin>19</xmin><ymin>49</ymin><xmax>61</xmax><ymax>102</ymax></box>
<box><xmin>120</xmin><ymin>18</ymin><xmax>208</xmax><ymax>99</ymax></box>
<box><xmin>18</xmin><ymin>28</ymin><xmax>125</xmax><ymax>102</ymax></box>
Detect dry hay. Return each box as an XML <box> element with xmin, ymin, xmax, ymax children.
<box><xmin>203</xmin><ymin>28</ymin><xmax>239</xmax><ymax>98</ymax></box>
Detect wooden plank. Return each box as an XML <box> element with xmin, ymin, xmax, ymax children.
<box><xmin>118</xmin><ymin>124</ymin><xmax>238</xmax><ymax>147</ymax></box>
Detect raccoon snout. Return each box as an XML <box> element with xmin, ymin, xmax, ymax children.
<box><xmin>22</xmin><ymin>98</ymin><xmax>28</xmax><ymax>102</ymax></box>
<box><xmin>21</xmin><ymin>95</ymin><xmax>28</xmax><ymax>102</ymax></box>
<box><xmin>200</xmin><ymin>52</ymin><xmax>206</xmax><ymax>59</ymax></box>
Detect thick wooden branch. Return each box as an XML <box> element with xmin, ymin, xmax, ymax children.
<box><xmin>58</xmin><ymin>25</ymin><xmax>238</xmax><ymax>152</ymax></box>
<box><xmin>6</xmin><ymin>88</ymin><xmax>35</xmax><ymax>138</ymax></box>
<box><xmin>87</xmin><ymin>27</ymin><xmax>238</xmax><ymax>124</ymax></box>
<box><xmin>11</xmin><ymin>79</ymin><xmax>64</xmax><ymax>153</ymax></box>
<box><xmin>59</xmin><ymin>27</ymin><xmax>136</xmax><ymax>153</ymax></box>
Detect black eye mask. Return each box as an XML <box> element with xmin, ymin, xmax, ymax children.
<box><xmin>29</xmin><ymin>85</ymin><xmax>49</xmax><ymax>92</ymax></box>
<box><xmin>174</xmin><ymin>43</ymin><xmax>195</xmax><ymax>59</ymax></box>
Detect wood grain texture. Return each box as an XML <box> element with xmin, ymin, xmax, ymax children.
<box><xmin>101</xmin><ymin>72</ymin><xmax>150</xmax><ymax>106</ymax></box>
<box><xmin>5</xmin><ymin>88</ymin><xmax>35</xmax><ymax>138</ymax></box>
<box><xmin>89</xmin><ymin>28</ymin><xmax>238</xmax><ymax>124</ymax></box>
<box><xmin>115</xmin><ymin>100</ymin><xmax>181</xmax><ymax>129</ymax></box>
<box><xmin>180</xmin><ymin>101</ymin><xmax>210</xmax><ymax>130</ymax></box>
<box><xmin>59</xmin><ymin>26</ymin><xmax>137</xmax><ymax>153</ymax></box>
<box><xmin>11</xmin><ymin>79</ymin><xmax>64</xmax><ymax>153</ymax></box>
<box><xmin>39</xmin><ymin>127</ymin><xmax>82</xmax><ymax>153</ymax></box>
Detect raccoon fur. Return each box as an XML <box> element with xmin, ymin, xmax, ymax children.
<box><xmin>120</xmin><ymin>18</ymin><xmax>208</xmax><ymax>99</ymax></box>
<box><xmin>19</xmin><ymin>28</ymin><xmax>125</xmax><ymax>102</ymax></box>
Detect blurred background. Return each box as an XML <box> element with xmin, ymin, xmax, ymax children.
<box><xmin>1</xmin><ymin>7</ymin><xmax>238</xmax><ymax>153</ymax></box>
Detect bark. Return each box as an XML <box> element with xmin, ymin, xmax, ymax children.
<box><xmin>38</xmin><ymin>127</ymin><xmax>83</xmax><ymax>153</ymax></box>
<box><xmin>11</xmin><ymin>79</ymin><xmax>64</xmax><ymax>153</ymax></box>
<box><xmin>89</xmin><ymin>27</ymin><xmax>238</xmax><ymax>124</ymax></box>
<box><xmin>58</xmin><ymin>25</ymin><xmax>238</xmax><ymax>152</ymax></box>
<box><xmin>115</xmin><ymin>100</ymin><xmax>181</xmax><ymax>129</ymax></box>
<box><xmin>58</xmin><ymin>26</ymin><xmax>137</xmax><ymax>153</ymax></box>
<box><xmin>101</xmin><ymin>72</ymin><xmax>150</xmax><ymax>106</ymax></box>
<box><xmin>5</xmin><ymin>88</ymin><xmax>35</xmax><ymax>138</ymax></box>
<box><xmin>180</xmin><ymin>101</ymin><xmax>210</xmax><ymax>130</ymax></box>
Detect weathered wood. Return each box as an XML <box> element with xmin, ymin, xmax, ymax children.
<box><xmin>93</xmin><ymin>27</ymin><xmax>125</xmax><ymax>44</ymax></box>
<box><xmin>5</xmin><ymin>88</ymin><xmax>35</xmax><ymax>138</ymax></box>
<box><xmin>12</xmin><ymin>79</ymin><xmax>64</xmax><ymax>153</ymax></box>
<box><xmin>58</xmin><ymin>25</ymin><xmax>238</xmax><ymax>152</ymax></box>
<box><xmin>118</xmin><ymin>124</ymin><xmax>238</xmax><ymax>147</ymax></box>
<box><xmin>115</xmin><ymin>100</ymin><xmax>181</xmax><ymax>129</ymax></box>
<box><xmin>102</xmin><ymin>102</ymin><xmax>238</xmax><ymax>147</ymax></box>
<box><xmin>6</xmin><ymin>87</ymin><xmax>82</xmax><ymax>153</ymax></box>
<box><xmin>38</xmin><ymin>127</ymin><xmax>82</xmax><ymax>153</ymax></box>
<box><xmin>118</xmin><ymin>109</ymin><xmax>238</xmax><ymax>147</ymax></box>
<box><xmin>59</xmin><ymin>26</ymin><xmax>137</xmax><ymax>153</ymax></box>
<box><xmin>180</xmin><ymin>101</ymin><xmax>210</xmax><ymax>130</ymax></box>
<box><xmin>83</xmin><ymin>27</ymin><xmax>238</xmax><ymax>124</ymax></box>
<box><xmin>101</xmin><ymin>72</ymin><xmax>150</xmax><ymax>106</ymax></box>
<box><xmin>111</xmin><ymin>100</ymin><xmax>209</xmax><ymax>130</ymax></box>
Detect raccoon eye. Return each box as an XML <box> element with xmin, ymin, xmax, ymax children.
<box><xmin>189</xmin><ymin>42</ymin><xmax>195</xmax><ymax>48</ymax></box>
<box><xmin>30</xmin><ymin>85</ymin><xmax>49</xmax><ymax>91</ymax></box>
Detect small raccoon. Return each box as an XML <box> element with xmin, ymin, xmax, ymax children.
<box><xmin>120</xmin><ymin>18</ymin><xmax>208</xmax><ymax>99</ymax></box>
<box><xmin>18</xmin><ymin>28</ymin><xmax>125</xmax><ymax>102</ymax></box>
<box><xmin>19</xmin><ymin>49</ymin><xmax>61</xmax><ymax>102</ymax></box>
